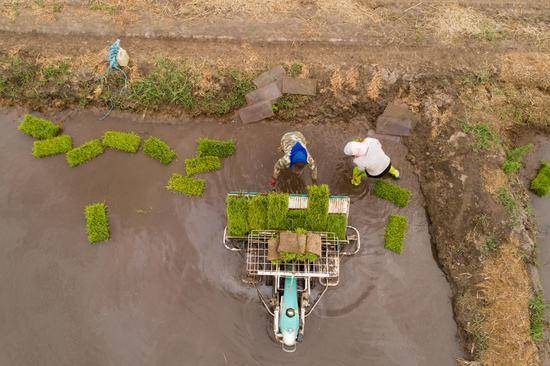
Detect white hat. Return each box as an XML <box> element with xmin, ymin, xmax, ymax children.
<box><xmin>344</xmin><ymin>141</ymin><xmax>367</xmax><ymax>157</ymax></box>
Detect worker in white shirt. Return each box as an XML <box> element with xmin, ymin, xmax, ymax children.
<box><xmin>343</xmin><ymin>137</ymin><xmax>399</xmax><ymax>186</ymax></box>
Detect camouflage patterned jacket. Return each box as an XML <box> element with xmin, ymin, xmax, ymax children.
<box><xmin>273</xmin><ymin>131</ymin><xmax>318</xmax><ymax>179</ymax></box>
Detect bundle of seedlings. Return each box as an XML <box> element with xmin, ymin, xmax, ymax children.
<box><xmin>384</xmin><ymin>214</ymin><xmax>408</xmax><ymax>254</ymax></box>
<box><xmin>373</xmin><ymin>180</ymin><xmax>412</xmax><ymax>208</ymax></box>
<box><xmin>166</xmin><ymin>173</ymin><xmax>205</xmax><ymax>197</ymax></box>
<box><xmin>18</xmin><ymin>114</ymin><xmax>61</xmax><ymax>139</ymax></box>
<box><xmin>185</xmin><ymin>156</ymin><xmax>222</xmax><ymax>176</ymax></box>
<box><xmin>304</xmin><ymin>231</ymin><xmax>322</xmax><ymax>261</ymax></box>
<box><xmin>286</xmin><ymin>209</ymin><xmax>307</xmax><ymax>231</ymax></box>
<box><xmin>306</xmin><ymin>184</ymin><xmax>330</xmax><ymax>231</ymax></box>
<box><xmin>143</xmin><ymin>136</ymin><xmax>177</xmax><ymax>164</ymax></box>
<box><xmin>326</xmin><ymin>213</ymin><xmax>348</xmax><ymax>240</ymax></box>
<box><xmin>267</xmin><ymin>192</ymin><xmax>289</xmax><ymax>230</ymax></box>
<box><xmin>268</xmin><ymin>237</ymin><xmax>281</xmax><ymax>263</ymax></box>
<box><xmin>530</xmin><ymin>161</ymin><xmax>550</xmax><ymax>197</ymax></box>
<box><xmin>248</xmin><ymin>195</ymin><xmax>268</xmax><ymax>230</ymax></box>
<box><xmin>278</xmin><ymin>230</ymin><xmax>306</xmax><ymax>262</ymax></box>
<box><xmin>197</xmin><ymin>138</ymin><xmax>236</xmax><ymax>158</ymax></box>
<box><xmin>226</xmin><ymin>195</ymin><xmax>250</xmax><ymax>236</ymax></box>
<box><xmin>102</xmin><ymin>131</ymin><xmax>142</xmax><ymax>153</ymax></box>
<box><xmin>66</xmin><ymin>139</ymin><xmax>105</xmax><ymax>167</ymax></box>
<box><xmin>32</xmin><ymin>135</ymin><xmax>72</xmax><ymax>158</ymax></box>
<box><xmin>85</xmin><ymin>202</ymin><xmax>110</xmax><ymax>244</ymax></box>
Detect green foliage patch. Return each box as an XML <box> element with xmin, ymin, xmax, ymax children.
<box><xmin>247</xmin><ymin>195</ymin><xmax>268</xmax><ymax>231</ymax></box>
<box><xmin>502</xmin><ymin>144</ymin><xmax>533</xmax><ymax>173</ymax></box>
<box><xmin>373</xmin><ymin>180</ymin><xmax>412</xmax><ymax>208</ymax></box>
<box><xmin>85</xmin><ymin>202</ymin><xmax>110</xmax><ymax>243</ymax></box>
<box><xmin>384</xmin><ymin>215</ymin><xmax>408</xmax><ymax>254</ymax></box>
<box><xmin>32</xmin><ymin>135</ymin><xmax>72</xmax><ymax>158</ymax></box>
<box><xmin>185</xmin><ymin>156</ymin><xmax>222</xmax><ymax>176</ymax></box>
<box><xmin>166</xmin><ymin>173</ymin><xmax>205</xmax><ymax>197</ymax></box>
<box><xmin>461</xmin><ymin>121</ymin><xmax>500</xmax><ymax>150</ymax></box>
<box><xmin>226</xmin><ymin>196</ymin><xmax>250</xmax><ymax>236</ymax></box>
<box><xmin>18</xmin><ymin>114</ymin><xmax>61</xmax><ymax>139</ymax></box>
<box><xmin>66</xmin><ymin>139</ymin><xmax>105</xmax><ymax>167</ymax></box>
<box><xmin>267</xmin><ymin>192</ymin><xmax>290</xmax><ymax>230</ymax></box>
<box><xmin>306</xmin><ymin>185</ymin><xmax>329</xmax><ymax>231</ymax></box>
<box><xmin>102</xmin><ymin>131</ymin><xmax>142</xmax><ymax>153</ymax></box>
<box><xmin>530</xmin><ymin>162</ymin><xmax>550</xmax><ymax>197</ymax></box>
<box><xmin>197</xmin><ymin>138</ymin><xmax>236</xmax><ymax>158</ymax></box>
<box><xmin>286</xmin><ymin>209</ymin><xmax>307</xmax><ymax>231</ymax></box>
<box><xmin>529</xmin><ymin>292</ymin><xmax>546</xmax><ymax>342</ymax></box>
<box><xmin>326</xmin><ymin>214</ymin><xmax>348</xmax><ymax>240</ymax></box>
<box><xmin>143</xmin><ymin>136</ymin><xmax>177</xmax><ymax>164</ymax></box>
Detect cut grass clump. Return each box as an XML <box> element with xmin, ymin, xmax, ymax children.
<box><xmin>185</xmin><ymin>156</ymin><xmax>222</xmax><ymax>176</ymax></box>
<box><xmin>326</xmin><ymin>214</ymin><xmax>348</xmax><ymax>240</ymax></box>
<box><xmin>166</xmin><ymin>173</ymin><xmax>205</xmax><ymax>197</ymax></box>
<box><xmin>267</xmin><ymin>192</ymin><xmax>289</xmax><ymax>230</ymax></box>
<box><xmin>529</xmin><ymin>292</ymin><xmax>546</xmax><ymax>342</ymax></box>
<box><xmin>373</xmin><ymin>180</ymin><xmax>412</xmax><ymax>208</ymax></box>
<box><xmin>248</xmin><ymin>195</ymin><xmax>267</xmax><ymax>231</ymax></box>
<box><xmin>227</xmin><ymin>196</ymin><xmax>250</xmax><ymax>236</ymax></box>
<box><xmin>306</xmin><ymin>185</ymin><xmax>330</xmax><ymax>231</ymax></box>
<box><xmin>85</xmin><ymin>202</ymin><xmax>110</xmax><ymax>243</ymax></box>
<box><xmin>143</xmin><ymin>136</ymin><xmax>176</xmax><ymax>164</ymax></box>
<box><xmin>32</xmin><ymin>135</ymin><xmax>72</xmax><ymax>158</ymax></box>
<box><xmin>18</xmin><ymin>114</ymin><xmax>61</xmax><ymax>139</ymax></box>
<box><xmin>102</xmin><ymin>131</ymin><xmax>141</xmax><ymax>153</ymax></box>
<box><xmin>197</xmin><ymin>138</ymin><xmax>236</xmax><ymax>159</ymax></box>
<box><xmin>530</xmin><ymin>162</ymin><xmax>550</xmax><ymax>197</ymax></box>
<box><xmin>66</xmin><ymin>139</ymin><xmax>105</xmax><ymax>167</ymax></box>
<box><xmin>502</xmin><ymin>144</ymin><xmax>533</xmax><ymax>173</ymax></box>
<box><xmin>384</xmin><ymin>215</ymin><xmax>408</xmax><ymax>254</ymax></box>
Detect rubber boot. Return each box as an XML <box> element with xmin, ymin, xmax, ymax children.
<box><xmin>388</xmin><ymin>165</ymin><xmax>400</xmax><ymax>179</ymax></box>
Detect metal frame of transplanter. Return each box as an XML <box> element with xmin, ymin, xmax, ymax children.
<box><xmin>222</xmin><ymin>192</ymin><xmax>361</xmax><ymax>352</ymax></box>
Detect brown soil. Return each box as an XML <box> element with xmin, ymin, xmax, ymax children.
<box><xmin>0</xmin><ymin>2</ymin><xmax>549</xmax><ymax>364</ymax></box>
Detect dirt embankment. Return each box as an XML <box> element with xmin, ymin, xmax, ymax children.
<box><xmin>0</xmin><ymin>4</ymin><xmax>549</xmax><ymax>363</ymax></box>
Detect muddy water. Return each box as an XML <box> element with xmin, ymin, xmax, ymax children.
<box><xmin>0</xmin><ymin>108</ymin><xmax>461</xmax><ymax>365</ymax></box>
<box><xmin>523</xmin><ymin>137</ymin><xmax>550</xmax><ymax>302</ymax></box>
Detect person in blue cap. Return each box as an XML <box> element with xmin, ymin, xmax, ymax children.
<box><xmin>270</xmin><ymin>131</ymin><xmax>318</xmax><ymax>188</ymax></box>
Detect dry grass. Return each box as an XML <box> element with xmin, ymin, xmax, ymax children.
<box><xmin>430</xmin><ymin>5</ymin><xmax>504</xmax><ymax>44</ymax></box>
<box><xmin>477</xmin><ymin>240</ymin><xmax>540</xmax><ymax>365</ymax></box>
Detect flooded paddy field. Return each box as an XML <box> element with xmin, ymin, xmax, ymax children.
<box><xmin>0</xmin><ymin>108</ymin><xmax>461</xmax><ymax>365</ymax></box>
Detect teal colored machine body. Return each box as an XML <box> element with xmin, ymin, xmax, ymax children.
<box><xmin>279</xmin><ymin>277</ymin><xmax>300</xmax><ymax>333</ymax></box>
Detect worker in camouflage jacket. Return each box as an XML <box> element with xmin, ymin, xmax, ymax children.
<box><xmin>270</xmin><ymin>131</ymin><xmax>318</xmax><ymax>188</ymax></box>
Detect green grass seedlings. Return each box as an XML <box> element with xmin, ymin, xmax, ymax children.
<box><xmin>248</xmin><ymin>195</ymin><xmax>268</xmax><ymax>231</ymax></box>
<box><xmin>18</xmin><ymin>114</ymin><xmax>61</xmax><ymax>139</ymax></box>
<box><xmin>197</xmin><ymin>138</ymin><xmax>236</xmax><ymax>158</ymax></box>
<box><xmin>226</xmin><ymin>195</ymin><xmax>250</xmax><ymax>236</ymax></box>
<box><xmin>185</xmin><ymin>156</ymin><xmax>222</xmax><ymax>176</ymax></box>
<box><xmin>32</xmin><ymin>135</ymin><xmax>72</xmax><ymax>158</ymax></box>
<box><xmin>266</xmin><ymin>192</ymin><xmax>289</xmax><ymax>230</ymax></box>
<box><xmin>461</xmin><ymin>121</ymin><xmax>500</xmax><ymax>150</ymax></box>
<box><xmin>143</xmin><ymin>136</ymin><xmax>177</xmax><ymax>164</ymax></box>
<box><xmin>530</xmin><ymin>162</ymin><xmax>550</xmax><ymax>197</ymax></box>
<box><xmin>529</xmin><ymin>292</ymin><xmax>546</xmax><ymax>342</ymax></box>
<box><xmin>384</xmin><ymin>215</ymin><xmax>408</xmax><ymax>254</ymax></box>
<box><xmin>326</xmin><ymin>214</ymin><xmax>348</xmax><ymax>240</ymax></box>
<box><xmin>102</xmin><ymin>131</ymin><xmax>142</xmax><ymax>153</ymax></box>
<box><xmin>286</xmin><ymin>209</ymin><xmax>307</xmax><ymax>231</ymax></box>
<box><xmin>85</xmin><ymin>202</ymin><xmax>110</xmax><ymax>243</ymax></box>
<box><xmin>166</xmin><ymin>173</ymin><xmax>205</xmax><ymax>197</ymax></box>
<box><xmin>306</xmin><ymin>184</ymin><xmax>330</xmax><ymax>231</ymax></box>
<box><xmin>373</xmin><ymin>180</ymin><xmax>412</xmax><ymax>208</ymax></box>
<box><xmin>66</xmin><ymin>139</ymin><xmax>105</xmax><ymax>167</ymax></box>
<box><xmin>503</xmin><ymin>144</ymin><xmax>533</xmax><ymax>173</ymax></box>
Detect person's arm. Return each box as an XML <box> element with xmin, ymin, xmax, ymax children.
<box><xmin>273</xmin><ymin>156</ymin><xmax>289</xmax><ymax>179</ymax></box>
<box><xmin>308</xmin><ymin>154</ymin><xmax>318</xmax><ymax>181</ymax></box>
